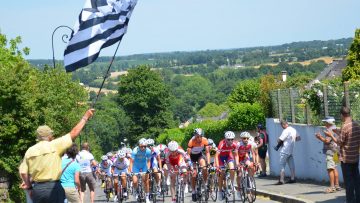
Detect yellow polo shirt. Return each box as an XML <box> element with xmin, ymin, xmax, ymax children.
<box><xmin>19</xmin><ymin>134</ymin><xmax>72</xmax><ymax>182</ymax></box>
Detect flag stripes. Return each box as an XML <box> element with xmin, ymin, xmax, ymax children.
<box><xmin>64</xmin><ymin>0</ymin><xmax>137</xmax><ymax>72</ymax></box>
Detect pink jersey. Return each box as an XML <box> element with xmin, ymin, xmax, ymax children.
<box><xmin>237</xmin><ymin>141</ymin><xmax>252</xmax><ymax>161</ymax></box>
<box><xmin>217</xmin><ymin>139</ymin><xmax>237</xmax><ymax>157</ymax></box>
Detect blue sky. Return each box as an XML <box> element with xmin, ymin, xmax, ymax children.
<box><xmin>1</xmin><ymin>0</ymin><xmax>359</xmax><ymax>59</ymax></box>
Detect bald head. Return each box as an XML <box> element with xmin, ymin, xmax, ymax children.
<box><xmin>81</xmin><ymin>142</ymin><xmax>90</xmax><ymax>151</ymax></box>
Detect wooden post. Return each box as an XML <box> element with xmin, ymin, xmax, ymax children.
<box><xmin>277</xmin><ymin>89</ymin><xmax>282</xmax><ymax>120</ymax></box>
<box><xmin>323</xmin><ymin>84</ymin><xmax>328</xmax><ymax>117</ymax></box>
<box><xmin>290</xmin><ymin>88</ymin><xmax>296</xmax><ymax>123</ymax></box>
<box><xmin>344</xmin><ymin>81</ymin><xmax>350</xmax><ymax>108</ymax></box>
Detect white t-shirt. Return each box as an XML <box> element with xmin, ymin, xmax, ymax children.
<box><xmin>279</xmin><ymin>126</ymin><xmax>299</xmax><ymax>155</ymax></box>
<box><xmin>76</xmin><ymin>150</ymin><xmax>95</xmax><ymax>173</ymax></box>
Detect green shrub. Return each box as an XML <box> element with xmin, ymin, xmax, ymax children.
<box><xmin>227</xmin><ymin>102</ymin><xmax>265</xmax><ymax>131</ymax></box>
<box><xmin>156</xmin><ymin>128</ymin><xmax>186</xmax><ymax>146</ymax></box>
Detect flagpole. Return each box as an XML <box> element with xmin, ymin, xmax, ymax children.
<box><xmin>51</xmin><ymin>25</ymin><xmax>73</xmax><ymax>69</ymax></box>
<box><xmin>91</xmin><ymin>40</ymin><xmax>122</xmax><ymax>107</ymax></box>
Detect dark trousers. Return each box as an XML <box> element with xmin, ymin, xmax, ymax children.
<box><xmin>32</xmin><ymin>181</ymin><xmax>65</xmax><ymax>203</ymax></box>
<box><xmin>341</xmin><ymin>162</ymin><xmax>360</xmax><ymax>203</ymax></box>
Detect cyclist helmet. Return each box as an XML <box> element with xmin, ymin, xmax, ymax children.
<box><xmin>157</xmin><ymin>144</ymin><xmax>167</xmax><ymax>151</ymax></box>
<box><xmin>106</xmin><ymin>152</ymin><xmax>113</xmax><ymax>157</ymax></box>
<box><xmin>224</xmin><ymin>131</ymin><xmax>235</xmax><ymax>139</ymax></box>
<box><xmin>138</xmin><ymin>138</ymin><xmax>147</xmax><ymax>146</ymax></box>
<box><xmin>101</xmin><ymin>155</ymin><xmax>108</xmax><ymax>161</ymax></box>
<box><xmin>125</xmin><ymin>147</ymin><xmax>132</xmax><ymax>154</ymax></box>
<box><xmin>168</xmin><ymin>141</ymin><xmax>179</xmax><ymax>152</ymax></box>
<box><xmin>240</xmin><ymin>131</ymin><xmax>251</xmax><ymax>138</ymax></box>
<box><xmin>117</xmin><ymin>150</ymin><xmax>126</xmax><ymax>158</ymax></box>
<box><xmin>147</xmin><ymin>139</ymin><xmax>155</xmax><ymax>146</ymax></box>
<box><xmin>208</xmin><ymin>138</ymin><xmax>214</xmax><ymax>146</ymax></box>
<box><xmin>257</xmin><ymin>123</ymin><xmax>264</xmax><ymax>130</ymax></box>
<box><xmin>193</xmin><ymin>128</ymin><xmax>204</xmax><ymax>136</ymax></box>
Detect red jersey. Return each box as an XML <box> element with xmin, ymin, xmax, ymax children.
<box><xmin>165</xmin><ymin>147</ymin><xmax>188</xmax><ymax>166</ymax></box>
<box><xmin>237</xmin><ymin>141</ymin><xmax>252</xmax><ymax>161</ymax></box>
<box><xmin>217</xmin><ymin>139</ymin><xmax>237</xmax><ymax>157</ymax></box>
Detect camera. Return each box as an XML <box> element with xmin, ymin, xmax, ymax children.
<box><xmin>274</xmin><ymin>140</ymin><xmax>284</xmax><ymax>151</ymax></box>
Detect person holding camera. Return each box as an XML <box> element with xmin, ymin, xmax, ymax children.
<box><xmin>315</xmin><ymin>116</ymin><xmax>340</xmax><ymax>193</ymax></box>
<box><xmin>274</xmin><ymin>120</ymin><xmax>301</xmax><ymax>185</ymax></box>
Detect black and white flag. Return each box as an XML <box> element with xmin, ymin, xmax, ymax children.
<box><xmin>64</xmin><ymin>0</ymin><xmax>137</xmax><ymax>72</ymax></box>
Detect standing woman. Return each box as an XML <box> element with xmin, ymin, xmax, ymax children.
<box><xmin>61</xmin><ymin>143</ymin><xmax>81</xmax><ymax>203</ymax></box>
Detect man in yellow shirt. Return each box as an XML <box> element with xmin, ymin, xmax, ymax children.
<box><xmin>19</xmin><ymin>109</ymin><xmax>95</xmax><ymax>203</ymax></box>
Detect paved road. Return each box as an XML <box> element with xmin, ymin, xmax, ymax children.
<box><xmin>82</xmin><ymin>181</ymin><xmax>280</xmax><ymax>203</ymax></box>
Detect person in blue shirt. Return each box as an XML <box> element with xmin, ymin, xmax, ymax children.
<box><xmin>61</xmin><ymin>143</ymin><xmax>81</xmax><ymax>203</ymax></box>
<box><xmin>130</xmin><ymin>138</ymin><xmax>152</xmax><ymax>203</ymax></box>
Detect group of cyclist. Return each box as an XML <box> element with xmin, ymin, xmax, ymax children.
<box><xmin>96</xmin><ymin>126</ymin><xmax>266</xmax><ymax>203</ymax></box>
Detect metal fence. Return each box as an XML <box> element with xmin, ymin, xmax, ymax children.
<box><xmin>270</xmin><ymin>81</ymin><xmax>360</xmax><ymax>125</ymax></box>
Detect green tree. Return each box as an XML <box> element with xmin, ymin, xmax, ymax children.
<box><xmin>342</xmin><ymin>29</ymin><xmax>360</xmax><ymax>81</ymax></box>
<box><xmin>0</xmin><ymin>32</ymin><xmax>87</xmax><ymax>202</ymax></box>
<box><xmin>197</xmin><ymin>103</ymin><xmax>228</xmax><ymax>118</ymax></box>
<box><xmin>227</xmin><ymin>102</ymin><xmax>265</xmax><ymax>131</ymax></box>
<box><xmin>117</xmin><ymin>65</ymin><xmax>174</xmax><ymax>144</ymax></box>
<box><xmin>227</xmin><ymin>79</ymin><xmax>260</xmax><ymax>108</ymax></box>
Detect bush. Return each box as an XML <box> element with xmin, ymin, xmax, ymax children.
<box><xmin>227</xmin><ymin>102</ymin><xmax>265</xmax><ymax>131</ymax></box>
<box><xmin>156</xmin><ymin>128</ymin><xmax>186</xmax><ymax>146</ymax></box>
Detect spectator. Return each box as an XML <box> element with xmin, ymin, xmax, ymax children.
<box><xmin>315</xmin><ymin>116</ymin><xmax>340</xmax><ymax>193</ymax></box>
<box><xmin>325</xmin><ymin>106</ymin><xmax>360</xmax><ymax>203</ymax></box>
<box><xmin>61</xmin><ymin>143</ymin><xmax>81</xmax><ymax>203</ymax></box>
<box><xmin>256</xmin><ymin>123</ymin><xmax>268</xmax><ymax>177</ymax></box>
<box><xmin>77</xmin><ymin>142</ymin><xmax>97</xmax><ymax>203</ymax></box>
<box><xmin>19</xmin><ymin>109</ymin><xmax>95</xmax><ymax>203</ymax></box>
<box><xmin>275</xmin><ymin>120</ymin><xmax>301</xmax><ymax>185</ymax></box>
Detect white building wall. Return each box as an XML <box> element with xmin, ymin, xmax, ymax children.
<box><xmin>265</xmin><ymin>118</ymin><xmax>358</xmax><ymax>182</ymax></box>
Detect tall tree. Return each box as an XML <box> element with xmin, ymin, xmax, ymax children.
<box><xmin>342</xmin><ymin>29</ymin><xmax>360</xmax><ymax>81</ymax></box>
<box><xmin>0</xmin><ymin>32</ymin><xmax>87</xmax><ymax>202</ymax></box>
<box><xmin>117</xmin><ymin>65</ymin><xmax>174</xmax><ymax>144</ymax></box>
<box><xmin>227</xmin><ymin>79</ymin><xmax>260</xmax><ymax>108</ymax></box>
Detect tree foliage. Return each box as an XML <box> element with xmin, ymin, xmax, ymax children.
<box><xmin>227</xmin><ymin>79</ymin><xmax>261</xmax><ymax>108</ymax></box>
<box><xmin>342</xmin><ymin>29</ymin><xmax>360</xmax><ymax>81</ymax></box>
<box><xmin>0</xmin><ymin>32</ymin><xmax>87</xmax><ymax>202</ymax></box>
<box><xmin>227</xmin><ymin>102</ymin><xmax>265</xmax><ymax>131</ymax></box>
<box><xmin>117</xmin><ymin>65</ymin><xmax>174</xmax><ymax>144</ymax></box>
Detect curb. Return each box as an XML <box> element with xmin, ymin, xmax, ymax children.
<box><xmin>257</xmin><ymin>189</ymin><xmax>313</xmax><ymax>203</ymax></box>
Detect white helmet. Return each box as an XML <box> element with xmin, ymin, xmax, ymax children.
<box><xmin>224</xmin><ymin>131</ymin><xmax>235</xmax><ymax>139</ymax></box>
<box><xmin>157</xmin><ymin>144</ymin><xmax>167</xmax><ymax>151</ymax></box>
<box><xmin>147</xmin><ymin>139</ymin><xmax>155</xmax><ymax>146</ymax></box>
<box><xmin>125</xmin><ymin>147</ymin><xmax>132</xmax><ymax>154</ymax></box>
<box><xmin>106</xmin><ymin>152</ymin><xmax>113</xmax><ymax>157</ymax></box>
<box><xmin>101</xmin><ymin>155</ymin><xmax>108</xmax><ymax>161</ymax></box>
<box><xmin>240</xmin><ymin>131</ymin><xmax>251</xmax><ymax>138</ymax></box>
<box><xmin>117</xmin><ymin>150</ymin><xmax>126</xmax><ymax>158</ymax></box>
<box><xmin>168</xmin><ymin>141</ymin><xmax>179</xmax><ymax>152</ymax></box>
<box><xmin>138</xmin><ymin>138</ymin><xmax>147</xmax><ymax>146</ymax></box>
<box><xmin>208</xmin><ymin>138</ymin><xmax>214</xmax><ymax>146</ymax></box>
<box><xmin>194</xmin><ymin>128</ymin><xmax>204</xmax><ymax>136</ymax></box>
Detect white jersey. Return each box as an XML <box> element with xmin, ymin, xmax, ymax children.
<box><xmin>100</xmin><ymin>160</ymin><xmax>113</xmax><ymax>176</ymax></box>
<box><xmin>150</xmin><ymin>146</ymin><xmax>160</xmax><ymax>168</ymax></box>
<box><xmin>76</xmin><ymin>150</ymin><xmax>95</xmax><ymax>173</ymax></box>
<box><xmin>113</xmin><ymin>157</ymin><xmax>130</xmax><ymax>175</ymax></box>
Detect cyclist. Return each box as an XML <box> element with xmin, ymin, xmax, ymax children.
<box><xmin>157</xmin><ymin>144</ymin><xmax>169</xmax><ymax>185</ymax></box>
<box><xmin>147</xmin><ymin>138</ymin><xmax>162</xmax><ymax>194</ymax></box>
<box><xmin>112</xmin><ymin>150</ymin><xmax>130</xmax><ymax>201</ymax></box>
<box><xmin>215</xmin><ymin>131</ymin><xmax>239</xmax><ymax>200</ymax></box>
<box><xmin>236</xmin><ymin>131</ymin><xmax>256</xmax><ymax>198</ymax></box>
<box><xmin>187</xmin><ymin>128</ymin><xmax>210</xmax><ymax>202</ymax></box>
<box><xmin>207</xmin><ymin>139</ymin><xmax>218</xmax><ymax>166</ymax></box>
<box><xmin>130</xmin><ymin>138</ymin><xmax>152</xmax><ymax>203</ymax></box>
<box><xmin>107</xmin><ymin>152</ymin><xmax>115</xmax><ymax>163</ymax></box>
<box><xmin>165</xmin><ymin>141</ymin><xmax>190</xmax><ymax>203</ymax></box>
<box><xmin>99</xmin><ymin>155</ymin><xmax>114</xmax><ymax>197</ymax></box>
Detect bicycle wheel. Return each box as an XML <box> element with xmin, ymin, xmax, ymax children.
<box><xmin>225</xmin><ymin>176</ymin><xmax>235</xmax><ymax>203</ymax></box>
<box><xmin>117</xmin><ymin>184</ymin><xmax>123</xmax><ymax>203</ymax></box>
<box><xmin>209</xmin><ymin>175</ymin><xmax>218</xmax><ymax>202</ymax></box>
<box><xmin>246</xmin><ymin>176</ymin><xmax>256</xmax><ymax>203</ymax></box>
<box><xmin>151</xmin><ymin>176</ymin><xmax>157</xmax><ymax>203</ymax></box>
<box><xmin>240</xmin><ymin>176</ymin><xmax>246</xmax><ymax>203</ymax></box>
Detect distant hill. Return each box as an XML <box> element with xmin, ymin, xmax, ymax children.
<box><xmin>28</xmin><ymin>37</ymin><xmax>352</xmax><ymax>70</ymax></box>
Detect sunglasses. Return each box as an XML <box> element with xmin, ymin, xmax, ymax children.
<box><xmin>139</xmin><ymin>146</ymin><xmax>147</xmax><ymax>148</ymax></box>
<box><xmin>242</xmin><ymin>138</ymin><xmax>249</xmax><ymax>140</ymax></box>
<box><xmin>226</xmin><ymin>139</ymin><xmax>234</xmax><ymax>141</ymax></box>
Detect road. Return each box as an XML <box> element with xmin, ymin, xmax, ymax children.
<box><xmin>82</xmin><ymin>180</ymin><xmax>280</xmax><ymax>203</ymax></box>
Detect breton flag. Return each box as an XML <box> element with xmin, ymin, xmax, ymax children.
<box><xmin>64</xmin><ymin>0</ymin><xmax>138</xmax><ymax>72</ymax></box>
